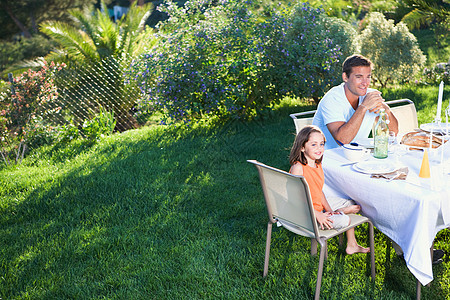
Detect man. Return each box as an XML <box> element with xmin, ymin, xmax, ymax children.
<box><xmin>313</xmin><ymin>54</ymin><xmax>446</xmax><ymax>264</ymax></box>
<box><xmin>313</xmin><ymin>54</ymin><xmax>398</xmax><ymax>149</ymax></box>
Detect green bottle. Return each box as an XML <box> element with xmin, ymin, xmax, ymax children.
<box><xmin>374</xmin><ymin>109</ymin><xmax>388</xmax><ymax>159</ymax></box>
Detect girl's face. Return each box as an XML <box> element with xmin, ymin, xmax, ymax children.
<box><xmin>302</xmin><ymin>132</ymin><xmax>325</xmax><ymax>164</ymax></box>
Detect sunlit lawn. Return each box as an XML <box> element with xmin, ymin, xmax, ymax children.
<box><xmin>0</xmin><ymin>87</ymin><xmax>449</xmax><ymax>299</ymax></box>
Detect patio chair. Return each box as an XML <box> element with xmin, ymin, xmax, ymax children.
<box><xmin>386</xmin><ymin>99</ymin><xmax>418</xmax><ymax>134</ymax></box>
<box><xmin>289</xmin><ymin>99</ymin><xmax>418</xmax><ymax>135</ymax></box>
<box><xmin>289</xmin><ymin>110</ymin><xmax>315</xmax><ymax>134</ymax></box>
<box><xmin>248</xmin><ymin>160</ymin><xmax>375</xmax><ymax>300</ymax></box>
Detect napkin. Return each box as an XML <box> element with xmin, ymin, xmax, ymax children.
<box><xmin>371</xmin><ymin>167</ymin><xmax>408</xmax><ymax>180</ymax></box>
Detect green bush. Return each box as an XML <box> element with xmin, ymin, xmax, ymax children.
<box><xmin>357</xmin><ymin>12</ymin><xmax>426</xmax><ymax>88</ymax></box>
<box><xmin>0</xmin><ymin>61</ymin><xmax>65</xmax><ymax>165</ymax></box>
<box><xmin>23</xmin><ymin>115</ymin><xmax>60</xmax><ymax>149</ymax></box>
<box><xmin>57</xmin><ymin>122</ymin><xmax>80</xmax><ymax>144</ymax></box>
<box><xmin>0</xmin><ymin>35</ymin><xmax>54</xmax><ymax>75</ymax></box>
<box><xmin>422</xmin><ymin>63</ymin><xmax>449</xmax><ymax>85</ymax></box>
<box><xmin>131</xmin><ymin>1</ymin><xmax>358</xmax><ymax>124</ymax></box>
<box><xmin>81</xmin><ymin>106</ymin><xmax>116</xmax><ymax>141</ymax></box>
<box><xmin>260</xmin><ymin>5</ymin><xmax>358</xmax><ymax>103</ymax></box>
<box><xmin>130</xmin><ymin>0</ymin><xmax>265</xmax><ymax>124</ymax></box>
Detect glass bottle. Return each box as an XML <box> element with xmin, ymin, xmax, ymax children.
<box><xmin>374</xmin><ymin>109</ymin><xmax>388</xmax><ymax>159</ymax></box>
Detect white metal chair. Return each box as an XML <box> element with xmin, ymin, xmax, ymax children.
<box><xmin>387</xmin><ymin>99</ymin><xmax>418</xmax><ymax>135</ymax></box>
<box><xmin>289</xmin><ymin>99</ymin><xmax>418</xmax><ymax>135</ymax></box>
<box><xmin>248</xmin><ymin>160</ymin><xmax>375</xmax><ymax>300</ymax></box>
<box><xmin>289</xmin><ymin>110</ymin><xmax>315</xmax><ymax>134</ymax></box>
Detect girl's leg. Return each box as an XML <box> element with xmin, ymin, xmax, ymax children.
<box><xmin>337</xmin><ymin>205</ymin><xmax>360</xmax><ymax>214</ymax></box>
<box><xmin>345</xmin><ymin>228</ymin><xmax>370</xmax><ymax>254</ymax></box>
<box><xmin>328</xmin><ymin>197</ymin><xmax>360</xmax><ymax>214</ymax></box>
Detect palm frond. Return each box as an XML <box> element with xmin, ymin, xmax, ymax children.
<box><xmin>70</xmin><ymin>9</ymin><xmax>100</xmax><ymax>48</ymax></box>
<box><xmin>401</xmin><ymin>9</ymin><xmax>434</xmax><ymax>30</ymax></box>
<box><xmin>96</xmin><ymin>10</ymin><xmax>118</xmax><ymax>57</ymax></box>
<box><xmin>40</xmin><ymin>21</ymin><xmax>99</xmax><ymax>63</ymax></box>
<box><xmin>2</xmin><ymin>57</ymin><xmax>47</xmax><ymax>77</ymax></box>
<box><xmin>118</xmin><ymin>2</ymin><xmax>154</xmax><ymax>57</ymax></box>
<box><xmin>404</xmin><ymin>0</ymin><xmax>450</xmax><ymax>23</ymax></box>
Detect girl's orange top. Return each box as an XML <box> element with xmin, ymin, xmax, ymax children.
<box><xmin>294</xmin><ymin>162</ymin><xmax>324</xmax><ymax>212</ymax></box>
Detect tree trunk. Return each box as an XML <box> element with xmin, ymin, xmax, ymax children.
<box><xmin>3</xmin><ymin>2</ymin><xmax>32</xmax><ymax>38</ymax></box>
<box><xmin>30</xmin><ymin>11</ymin><xmax>38</xmax><ymax>33</ymax></box>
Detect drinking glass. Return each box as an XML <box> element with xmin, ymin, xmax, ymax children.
<box><xmin>388</xmin><ymin>131</ymin><xmax>397</xmax><ymax>154</ymax></box>
<box><xmin>392</xmin><ymin>143</ymin><xmax>408</xmax><ymax>165</ymax></box>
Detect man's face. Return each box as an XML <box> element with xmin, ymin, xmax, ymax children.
<box><xmin>342</xmin><ymin>66</ymin><xmax>372</xmax><ymax>98</ymax></box>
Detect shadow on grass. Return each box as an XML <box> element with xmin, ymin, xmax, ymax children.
<box><xmin>0</xmin><ymin>116</ymin><xmax>298</xmax><ymax>298</ymax></box>
<box><xmin>0</xmin><ymin>100</ymin><xmax>446</xmax><ymax>299</ymax></box>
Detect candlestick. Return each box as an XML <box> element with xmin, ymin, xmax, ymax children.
<box><xmin>435</xmin><ymin>81</ymin><xmax>444</xmax><ymax>122</ymax></box>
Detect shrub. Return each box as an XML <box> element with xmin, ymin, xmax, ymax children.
<box><xmin>0</xmin><ymin>61</ymin><xmax>65</xmax><ymax>165</ymax></box>
<box><xmin>422</xmin><ymin>63</ymin><xmax>450</xmax><ymax>85</ymax></box>
<box><xmin>259</xmin><ymin>4</ymin><xmax>358</xmax><ymax>103</ymax></box>
<box><xmin>81</xmin><ymin>106</ymin><xmax>116</xmax><ymax>141</ymax></box>
<box><xmin>357</xmin><ymin>12</ymin><xmax>426</xmax><ymax>88</ymax></box>
<box><xmin>130</xmin><ymin>1</ymin><xmax>358</xmax><ymax>124</ymax></box>
<box><xmin>130</xmin><ymin>0</ymin><xmax>266</xmax><ymax>124</ymax></box>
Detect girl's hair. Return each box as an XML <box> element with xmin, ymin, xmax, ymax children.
<box><xmin>289</xmin><ymin>125</ymin><xmax>326</xmax><ymax>166</ymax></box>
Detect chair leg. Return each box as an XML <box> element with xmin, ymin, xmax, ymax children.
<box><xmin>311</xmin><ymin>239</ymin><xmax>318</xmax><ymax>256</ymax></box>
<box><xmin>338</xmin><ymin>233</ymin><xmax>344</xmax><ymax>246</ymax></box>
<box><xmin>391</xmin><ymin>239</ymin><xmax>404</xmax><ymax>256</ymax></box>
<box><xmin>369</xmin><ymin>223</ymin><xmax>375</xmax><ymax>280</ymax></box>
<box><xmin>315</xmin><ymin>242</ymin><xmax>327</xmax><ymax>300</ymax></box>
<box><xmin>416</xmin><ymin>279</ymin><xmax>421</xmax><ymax>300</ymax></box>
<box><xmin>263</xmin><ymin>222</ymin><xmax>273</xmax><ymax>277</ymax></box>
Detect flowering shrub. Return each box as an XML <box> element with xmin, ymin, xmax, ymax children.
<box><xmin>9</xmin><ymin>61</ymin><xmax>65</xmax><ymax>135</ymax></box>
<box><xmin>130</xmin><ymin>0</ymin><xmax>264</xmax><ymax>124</ymax></box>
<box><xmin>422</xmin><ymin>63</ymin><xmax>450</xmax><ymax>85</ymax></box>
<box><xmin>129</xmin><ymin>0</ymin><xmax>357</xmax><ymax>124</ymax></box>
<box><xmin>0</xmin><ymin>61</ymin><xmax>65</xmax><ymax>165</ymax></box>
<box><xmin>258</xmin><ymin>4</ymin><xmax>357</xmax><ymax>103</ymax></box>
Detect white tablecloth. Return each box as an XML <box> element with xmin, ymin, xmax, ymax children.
<box><xmin>323</xmin><ymin>144</ymin><xmax>450</xmax><ymax>286</ymax></box>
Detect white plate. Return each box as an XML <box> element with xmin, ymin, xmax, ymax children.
<box><xmin>353</xmin><ymin>137</ymin><xmax>374</xmax><ymax>149</ymax></box>
<box><xmin>420</xmin><ymin>123</ymin><xmax>450</xmax><ymax>135</ymax></box>
<box><xmin>353</xmin><ymin>161</ymin><xmax>397</xmax><ymax>174</ymax></box>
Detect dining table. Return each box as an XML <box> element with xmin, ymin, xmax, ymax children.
<box><xmin>322</xmin><ymin>139</ymin><xmax>450</xmax><ymax>289</ymax></box>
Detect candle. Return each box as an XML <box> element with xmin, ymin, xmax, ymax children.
<box><xmin>436</xmin><ymin>81</ymin><xmax>444</xmax><ymax>122</ymax></box>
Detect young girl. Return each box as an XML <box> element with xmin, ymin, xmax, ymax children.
<box><xmin>289</xmin><ymin>125</ymin><xmax>369</xmax><ymax>255</ymax></box>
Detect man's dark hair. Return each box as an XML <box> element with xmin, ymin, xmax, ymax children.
<box><xmin>342</xmin><ymin>54</ymin><xmax>373</xmax><ymax>77</ymax></box>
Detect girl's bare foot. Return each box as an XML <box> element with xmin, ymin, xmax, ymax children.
<box><xmin>346</xmin><ymin>244</ymin><xmax>370</xmax><ymax>255</ymax></box>
<box><xmin>339</xmin><ymin>205</ymin><xmax>360</xmax><ymax>214</ymax></box>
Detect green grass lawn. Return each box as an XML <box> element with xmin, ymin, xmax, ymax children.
<box><xmin>0</xmin><ymin>89</ymin><xmax>449</xmax><ymax>299</ymax></box>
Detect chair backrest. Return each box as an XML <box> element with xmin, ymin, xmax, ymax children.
<box><xmin>289</xmin><ymin>99</ymin><xmax>417</xmax><ymax>136</ymax></box>
<box><xmin>247</xmin><ymin>160</ymin><xmax>319</xmax><ymax>238</ymax></box>
<box><xmin>385</xmin><ymin>99</ymin><xmax>418</xmax><ymax>135</ymax></box>
<box><xmin>289</xmin><ymin>110</ymin><xmax>316</xmax><ymax>134</ymax></box>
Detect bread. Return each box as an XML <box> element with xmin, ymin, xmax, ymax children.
<box><xmin>401</xmin><ymin>131</ymin><xmax>444</xmax><ymax>148</ymax></box>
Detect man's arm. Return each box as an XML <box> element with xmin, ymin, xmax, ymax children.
<box><xmin>327</xmin><ymin>105</ymin><xmax>368</xmax><ymax>144</ymax></box>
<box><xmin>326</xmin><ymin>91</ymin><xmax>387</xmax><ymax>144</ymax></box>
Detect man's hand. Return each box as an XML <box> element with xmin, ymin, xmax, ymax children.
<box><xmin>361</xmin><ymin>91</ymin><xmax>384</xmax><ymax>113</ymax></box>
